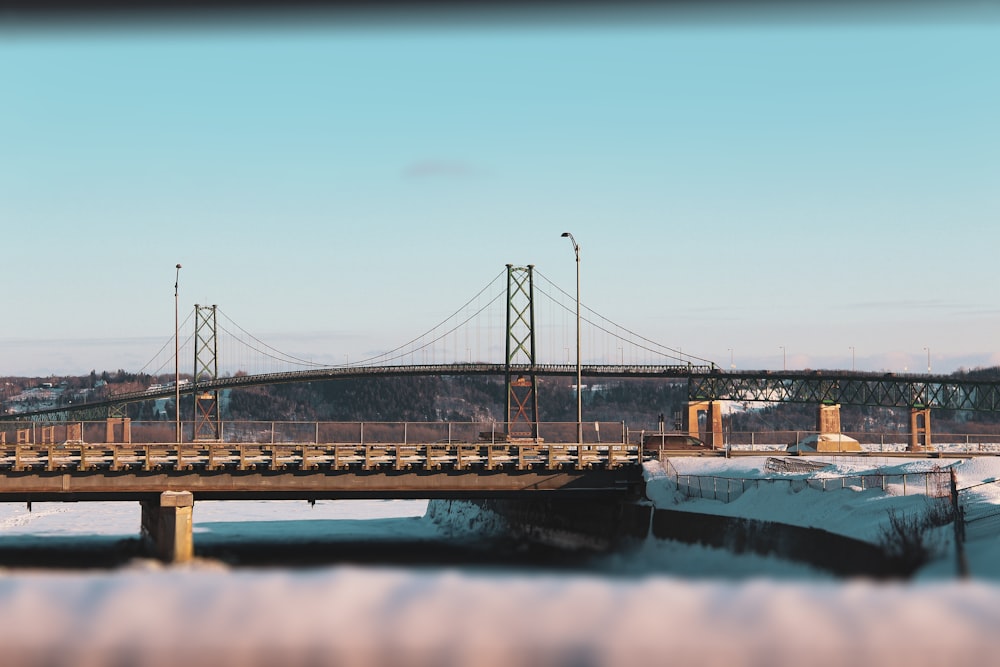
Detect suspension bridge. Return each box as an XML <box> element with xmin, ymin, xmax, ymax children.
<box><xmin>3</xmin><ymin>263</ymin><xmax>1000</xmax><ymax>561</ymax></box>
<box><xmin>4</xmin><ymin>263</ymin><xmax>999</xmax><ymax>444</ymax></box>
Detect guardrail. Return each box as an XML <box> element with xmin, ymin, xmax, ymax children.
<box><xmin>0</xmin><ymin>420</ymin><xmax>633</xmax><ymax>447</ymax></box>
<box><xmin>8</xmin><ymin>421</ymin><xmax>1000</xmax><ymax>453</ymax></box>
<box><xmin>0</xmin><ymin>441</ymin><xmax>640</xmax><ymax>473</ymax></box>
<box><xmin>0</xmin><ymin>420</ymin><xmax>643</xmax><ymax>472</ymax></box>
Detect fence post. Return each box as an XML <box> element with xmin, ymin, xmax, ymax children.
<box><xmin>360</xmin><ymin>422</ymin><xmax>365</xmax><ymax>446</ymax></box>
<box><xmin>951</xmin><ymin>469</ymin><xmax>969</xmax><ymax>578</ymax></box>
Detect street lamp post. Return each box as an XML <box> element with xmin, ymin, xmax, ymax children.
<box><xmin>924</xmin><ymin>346</ymin><xmax>931</xmax><ymax>373</ymax></box>
<box><xmin>850</xmin><ymin>346</ymin><xmax>855</xmax><ymax>372</ymax></box>
<box><xmin>561</xmin><ymin>232</ymin><xmax>582</xmax><ymax>446</ymax></box>
<box><xmin>728</xmin><ymin>348</ymin><xmax>734</xmax><ymax>369</ymax></box>
<box><xmin>174</xmin><ymin>263</ymin><xmax>182</xmax><ymax>445</ymax></box>
<box><xmin>779</xmin><ymin>345</ymin><xmax>786</xmax><ymax>371</ymax></box>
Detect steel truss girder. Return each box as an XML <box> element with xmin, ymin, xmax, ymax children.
<box><xmin>688</xmin><ymin>372</ymin><xmax>1000</xmax><ymax>411</ymax></box>
<box><xmin>17</xmin><ymin>405</ymin><xmax>113</xmax><ymax>423</ymax></box>
<box><xmin>505</xmin><ymin>264</ymin><xmax>539</xmax><ymax>439</ymax></box>
<box><xmin>193</xmin><ymin>304</ymin><xmax>221</xmax><ymax>441</ymax></box>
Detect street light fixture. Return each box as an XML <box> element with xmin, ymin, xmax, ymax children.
<box><xmin>174</xmin><ymin>263</ymin><xmax>182</xmax><ymax>445</ymax></box>
<box><xmin>561</xmin><ymin>232</ymin><xmax>582</xmax><ymax>446</ymax></box>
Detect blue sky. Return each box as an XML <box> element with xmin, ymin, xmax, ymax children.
<box><xmin>2</xmin><ymin>8</ymin><xmax>999</xmax><ymax>376</ymax></box>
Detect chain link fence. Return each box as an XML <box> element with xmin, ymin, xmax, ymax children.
<box><xmin>958</xmin><ymin>480</ymin><xmax>1000</xmax><ymax>542</ymax></box>
<box><xmin>661</xmin><ymin>457</ymin><xmax>953</xmax><ymax>504</ymax></box>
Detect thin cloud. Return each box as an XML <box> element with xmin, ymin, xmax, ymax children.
<box><xmin>402</xmin><ymin>160</ymin><xmax>488</xmax><ymax>180</ymax></box>
<box><xmin>842</xmin><ymin>299</ymin><xmax>961</xmax><ymax>311</ymax></box>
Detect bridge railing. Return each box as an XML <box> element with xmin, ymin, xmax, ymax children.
<box><xmin>0</xmin><ymin>420</ymin><xmax>645</xmax><ymax>472</ymax></box>
<box><xmin>719</xmin><ymin>430</ymin><xmax>1000</xmax><ymax>453</ymax></box>
<box><xmin>6</xmin><ymin>421</ymin><xmax>1000</xmax><ymax>454</ymax></box>
<box><xmin>0</xmin><ymin>420</ymin><xmax>633</xmax><ymax>447</ymax></box>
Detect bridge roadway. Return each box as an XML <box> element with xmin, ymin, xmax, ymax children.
<box><xmin>7</xmin><ymin>364</ymin><xmax>1000</xmax><ymax>422</ymax></box>
<box><xmin>0</xmin><ymin>440</ymin><xmax>642</xmax><ymax>502</ymax></box>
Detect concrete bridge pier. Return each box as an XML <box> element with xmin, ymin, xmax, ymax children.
<box><xmin>817</xmin><ymin>403</ymin><xmax>841</xmax><ymax>434</ymax></box>
<box><xmin>141</xmin><ymin>491</ymin><xmax>194</xmax><ymax>563</ymax></box>
<box><xmin>909</xmin><ymin>408</ymin><xmax>932</xmax><ymax>452</ymax></box>
<box><xmin>105</xmin><ymin>417</ymin><xmax>131</xmax><ymax>444</ymax></box>
<box><xmin>683</xmin><ymin>401</ymin><xmax>724</xmax><ymax>449</ymax></box>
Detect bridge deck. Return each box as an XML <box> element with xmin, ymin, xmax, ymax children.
<box><xmin>0</xmin><ymin>442</ymin><xmax>642</xmax><ymax>501</ymax></box>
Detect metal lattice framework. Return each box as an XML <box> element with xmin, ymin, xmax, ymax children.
<box><xmin>505</xmin><ymin>264</ymin><xmax>539</xmax><ymax>439</ymax></box>
<box><xmin>11</xmin><ymin>367</ymin><xmax>1000</xmax><ymax>423</ymax></box>
<box><xmin>688</xmin><ymin>371</ymin><xmax>1000</xmax><ymax>411</ymax></box>
<box><xmin>193</xmin><ymin>304</ymin><xmax>220</xmax><ymax>441</ymax></box>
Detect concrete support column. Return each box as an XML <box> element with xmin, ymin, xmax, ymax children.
<box><xmin>909</xmin><ymin>408</ymin><xmax>932</xmax><ymax>452</ymax></box>
<box><xmin>141</xmin><ymin>491</ymin><xmax>194</xmax><ymax>563</ymax></box>
<box><xmin>66</xmin><ymin>423</ymin><xmax>83</xmax><ymax>443</ymax></box>
<box><xmin>817</xmin><ymin>403</ymin><xmax>842</xmax><ymax>435</ymax></box>
<box><xmin>105</xmin><ymin>418</ymin><xmax>132</xmax><ymax>444</ymax></box>
<box><xmin>683</xmin><ymin>401</ymin><xmax>725</xmax><ymax>449</ymax></box>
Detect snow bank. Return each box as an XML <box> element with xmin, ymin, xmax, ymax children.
<box><xmin>425</xmin><ymin>499</ymin><xmax>509</xmax><ymax>539</ymax></box>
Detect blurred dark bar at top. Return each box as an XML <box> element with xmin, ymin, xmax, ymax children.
<box><xmin>2</xmin><ymin>0</ymin><xmax>998</xmax><ymax>29</ymax></box>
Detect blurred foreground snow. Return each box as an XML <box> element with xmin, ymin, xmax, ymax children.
<box><xmin>2</xmin><ymin>457</ymin><xmax>1000</xmax><ymax>665</ymax></box>
<box><xmin>1</xmin><ymin>565</ymin><xmax>999</xmax><ymax>667</ymax></box>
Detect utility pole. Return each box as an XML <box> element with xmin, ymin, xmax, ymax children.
<box><xmin>174</xmin><ymin>263</ymin><xmax>182</xmax><ymax>444</ymax></box>
<box><xmin>561</xmin><ymin>232</ymin><xmax>582</xmax><ymax>446</ymax></box>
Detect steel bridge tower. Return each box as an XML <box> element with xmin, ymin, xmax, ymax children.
<box><xmin>505</xmin><ymin>264</ymin><xmax>539</xmax><ymax>440</ymax></box>
<box><xmin>193</xmin><ymin>304</ymin><xmax>220</xmax><ymax>441</ymax></box>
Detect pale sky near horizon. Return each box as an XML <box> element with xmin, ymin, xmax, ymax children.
<box><xmin>2</xmin><ymin>5</ymin><xmax>999</xmax><ymax>377</ymax></box>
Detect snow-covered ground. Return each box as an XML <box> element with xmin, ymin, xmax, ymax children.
<box><xmin>648</xmin><ymin>456</ymin><xmax>959</xmax><ymax>543</ymax></box>
<box><xmin>2</xmin><ymin>457</ymin><xmax>1000</xmax><ymax>666</ymax></box>
<box><xmin>648</xmin><ymin>454</ymin><xmax>1000</xmax><ymax>577</ymax></box>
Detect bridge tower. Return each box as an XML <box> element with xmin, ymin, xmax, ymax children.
<box><xmin>193</xmin><ymin>304</ymin><xmax>221</xmax><ymax>441</ymax></box>
<box><xmin>505</xmin><ymin>264</ymin><xmax>539</xmax><ymax>441</ymax></box>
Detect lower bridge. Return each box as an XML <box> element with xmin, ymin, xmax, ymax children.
<box><xmin>0</xmin><ymin>440</ymin><xmax>643</xmax><ymax>563</ymax></box>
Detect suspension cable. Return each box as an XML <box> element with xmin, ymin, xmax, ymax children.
<box><xmin>533</xmin><ymin>268</ymin><xmax>716</xmax><ymax>366</ymax></box>
<box><xmin>347</xmin><ymin>267</ymin><xmax>508</xmax><ymax>367</ymax></box>
<box><xmin>136</xmin><ymin>309</ymin><xmax>196</xmax><ymax>376</ymax></box>
<box><xmin>216</xmin><ymin>309</ymin><xmax>328</xmax><ymax>368</ymax></box>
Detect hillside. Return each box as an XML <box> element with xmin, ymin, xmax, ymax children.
<box><xmin>6</xmin><ymin>368</ymin><xmax>1000</xmax><ymax>436</ymax></box>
